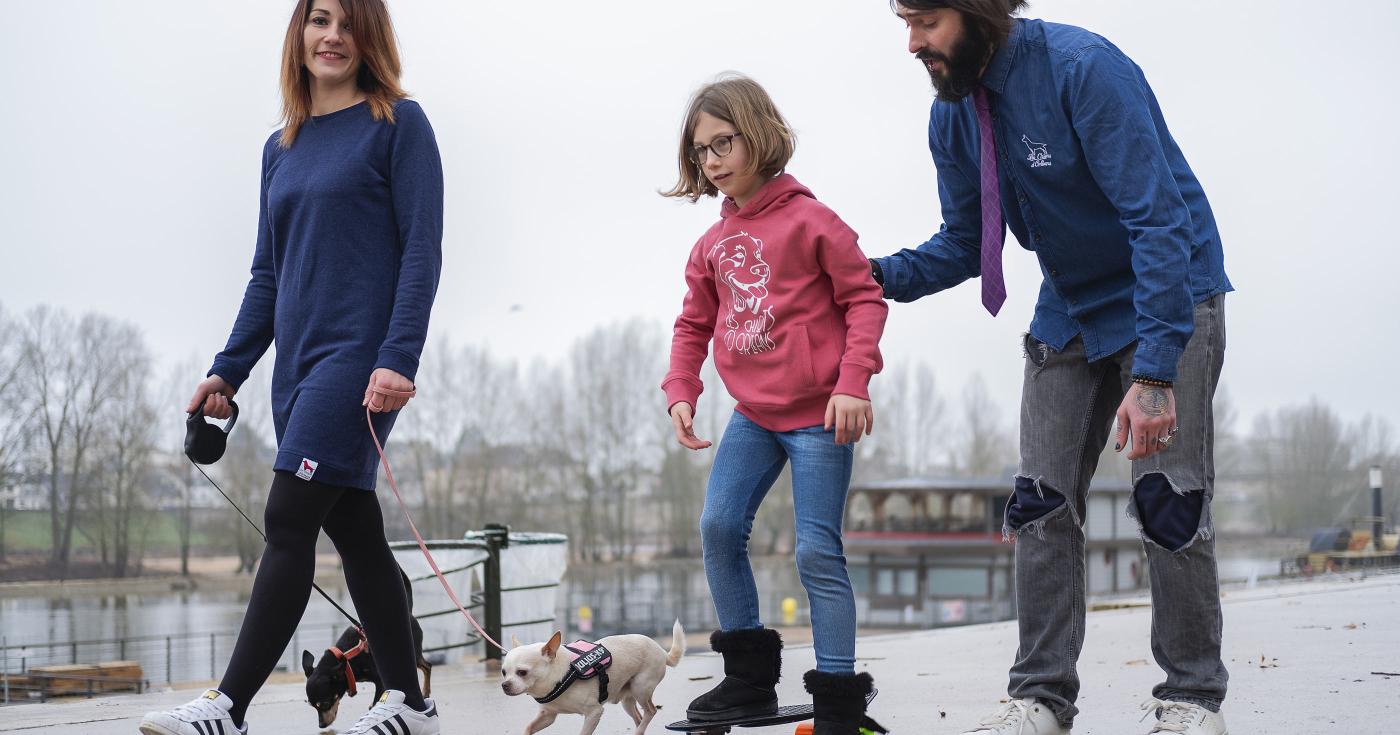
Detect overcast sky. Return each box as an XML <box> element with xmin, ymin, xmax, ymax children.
<box><xmin>2</xmin><ymin>1</ymin><xmax>1397</xmax><ymax>436</ymax></box>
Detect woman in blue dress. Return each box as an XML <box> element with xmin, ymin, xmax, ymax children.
<box><xmin>140</xmin><ymin>2</ymin><xmax>442</xmax><ymax>734</ymax></box>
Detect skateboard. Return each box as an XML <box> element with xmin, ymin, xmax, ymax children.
<box><xmin>665</xmin><ymin>691</ymin><xmax>881</xmax><ymax>734</ymax></box>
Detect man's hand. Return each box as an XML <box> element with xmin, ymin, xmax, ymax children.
<box><xmin>1114</xmin><ymin>382</ymin><xmax>1176</xmax><ymax>460</ymax></box>
<box><xmin>669</xmin><ymin>402</ymin><xmax>712</xmax><ymax>450</ymax></box>
<box><xmin>363</xmin><ymin>368</ymin><xmax>415</xmax><ymax>413</ymax></box>
<box><xmin>825</xmin><ymin>394</ymin><xmax>874</xmax><ymax>445</ymax></box>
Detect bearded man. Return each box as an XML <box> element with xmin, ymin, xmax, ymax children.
<box><xmin>868</xmin><ymin>3</ymin><xmax>1233</xmax><ymax>734</ymax></box>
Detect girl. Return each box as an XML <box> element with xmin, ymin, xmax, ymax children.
<box><xmin>140</xmin><ymin>1</ymin><xmax>442</xmax><ymax>734</ymax></box>
<box><xmin>661</xmin><ymin>75</ymin><xmax>888</xmax><ymax>735</ymax></box>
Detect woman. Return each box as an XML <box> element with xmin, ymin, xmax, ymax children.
<box><xmin>139</xmin><ymin>1</ymin><xmax>442</xmax><ymax>734</ymax></box>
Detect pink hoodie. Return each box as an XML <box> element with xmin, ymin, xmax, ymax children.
<box><xmin>662</xmin><ymin>174</ymin><xmax>888</xmax><ymax>432</ymax></box>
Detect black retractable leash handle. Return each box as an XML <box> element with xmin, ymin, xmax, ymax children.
<box><xmin>184</xmin><ymin>399</ymin><xmax>364</xmax><ymax>631</ymax></box>
<box><xmin>185</xmin><ymin>400</ymin><xmax>239</xmax><ymax>465</ymax></box>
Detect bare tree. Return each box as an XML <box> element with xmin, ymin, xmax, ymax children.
<box><xmin>1211</xmin><ymin>383</ymin><xmax>1240</xmax><ymax>479</ymax></box>
<box><xmin>653</xmin><ymin>358</ymin><xmax>730</xmax><ymax>557</ymax></box>
<box><xmin>0</xmin><ymin>304</ymin><xmax>33</xmax><ymax>563</ymax></box>
<box><xmin>23</xmin><ymin>308</ymin><xmax>130</xmax><ymax>577</ymax></box>
<box><xmin>957</xmin><ymin>373</ymin><xmax>1014</xmax><ymax>478</ymax></box>
<box><xmin>92</xmin><ymin>327</ymin><xmax>157</xmax><ymax>577</ymax></box>
<box><xmin>388</xmin><ymin>340</ymin><xmax>536</xmax><ymax>540</ymax></box>
<box><xmin>656</xmin><ymin>442</ymin><xmax>703</xmax><ymax>556</ymax></box>
<box><xmin>563</xmin><ymin>320</ymin><xmax>664</xmax><ymax>561</ymax></box>
<box><xmin>1251</xmin><ymin>399</ymin><xmax>1353</xmax><ymax>534</ymax></box>
<box><xmin>518</xmin><ymin>359</ymin><xmax>578</xmax><ymax>540</ymax></box>
<box><xmin>458</xmin><ymin>345</ymin><xmax>525</xmax><ymax>534</ymax></box>
<box><xmin>163</xmin><ymin>357</ymin><xmax>204</xmax><ymax>576</ymax></box>
<box><xmin>208</xmin><ymin>366</ymin><xmax>276</xmax><ymax>573</ymax></box>
<box><xmin>1347</xmin><ymin>414</ymin><xmax>1400</xmax><ymax>527</ymax></box>
<box><xmin>863</xmin><ymin>361</ymin><xmax>947</xmax><ymax>480</ymax></box>
<box><xmin>395</xmin><ymin>339</ymin><xmax>473</xmax><ymax>538</ymax></box>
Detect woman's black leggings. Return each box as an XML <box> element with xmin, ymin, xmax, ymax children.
<box><xmin>218</xmin><ymin>471</ymin><xmax>425</xmax><ymax>725</ymax></box>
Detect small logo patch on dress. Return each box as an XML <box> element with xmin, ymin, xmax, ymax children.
<box><xmin>296</xmin><ymin>458</ymin><xmax>319</xmax><ymax>481</ymax></box>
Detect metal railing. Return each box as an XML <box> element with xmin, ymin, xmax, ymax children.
<box><xmin>1</xmin><ymin>624</ymin><xmax>349</xmax><ymax>701</ymax></box>
<box><xmin>398</xmin><ymin>524</ymin><xmax>563</xmax><ymax>663</ymax></box>
<box><xmin>1</xmin><ymin>523</ymin><xmax>563</xmax><ymax>704</ymax></box>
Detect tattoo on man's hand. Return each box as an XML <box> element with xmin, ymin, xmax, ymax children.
<box><xmin>1135</xmin><ymin>386</ymin><xmax>1169</xmax><ymax>416</ymax></box>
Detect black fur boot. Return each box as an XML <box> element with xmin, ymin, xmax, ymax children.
<box><xmin>803</xmin><ymin>670</ymin><xmax>886</xmax><ymax>735</ymax></box>
<box><xmin>686</xmin><ymin>628</ymin><xmax>783</xmax><ymax>722</ymax></box>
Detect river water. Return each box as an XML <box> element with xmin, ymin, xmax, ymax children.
<box><xmin>0</xmin><ymin>548</ymin><xmax>1286</xmax><ymax>689</ymax></box>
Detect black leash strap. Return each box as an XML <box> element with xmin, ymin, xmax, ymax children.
<box><xmin>189</xmin><ymin>459</ymin><xmax>364</xmax><ymax>630</ymax></box>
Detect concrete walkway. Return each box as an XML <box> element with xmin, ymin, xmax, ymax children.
<box><xmin>4</xmin><ymin>574</ymin><xmax>1397</xmax><ymax>734</ymax></box>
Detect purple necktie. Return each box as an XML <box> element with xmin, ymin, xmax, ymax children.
<box><xmin>973</xmin><ymin>86</ymin><xmax>1007</xmax><ymax>316</ymax></box>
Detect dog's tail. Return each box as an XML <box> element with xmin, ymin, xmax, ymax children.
<box><xmin>665</xmin><ymin>619</ymin><xmax>686</xmax><ymax>667</ymax></box>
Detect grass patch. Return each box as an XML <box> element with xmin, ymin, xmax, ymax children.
<box><xmin>1</xmin><ymin>510</ymin><xmax>213</xmax><ymax>554</ymax></box>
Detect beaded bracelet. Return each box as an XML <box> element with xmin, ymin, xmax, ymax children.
<box><xmin>1131</xmin><ymin>375</ymin><xmax>1172</xmax><ymax>388</ymax></box>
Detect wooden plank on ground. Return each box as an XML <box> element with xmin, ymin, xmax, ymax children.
<box><xmin>28</xmin><ymin>661</ymin><xmax>143</xmax><ymax>696</ymax></box>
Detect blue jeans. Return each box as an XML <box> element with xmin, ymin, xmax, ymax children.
<box><xmin>701</xmin><ymin>411</ymin><xmax>857</xmax><ymax>674</ymax></box>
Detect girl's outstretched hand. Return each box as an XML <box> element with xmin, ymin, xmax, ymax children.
<box><xmin>825</xmin><ymin>394</ymin><xmax>874</xmax><ymax>445</ymax></box>
<box><xmin>669</xmin><ymin>402</ymin><xmax>712</xmax><ymax>450</ymax></box>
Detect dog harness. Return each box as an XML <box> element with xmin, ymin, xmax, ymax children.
<box><xmin>533</xmin><ymin>641</ymin><xmax>614</xmax><ymax>704</ymax></box>
<box><xmin>329</xmin><ymin>629</ymin><xmax>370</xmax><ymax>697</ymax></box>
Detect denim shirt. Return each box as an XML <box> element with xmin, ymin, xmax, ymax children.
<box><xmin>874</xmin><ymin>18</ymin><xmax>1232</xmax><ymax>382</ymax></box>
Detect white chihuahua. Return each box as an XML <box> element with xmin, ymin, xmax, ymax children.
<box><xmin>501</xmin><ymin>621</ymin><xmax>686</xmax><ymax>735</ymax></box>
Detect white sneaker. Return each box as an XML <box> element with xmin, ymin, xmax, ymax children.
<box><xmin>340</xmin><ymin>690</ymin><xmax>439</xmax><ymax>735</ymax></box>
<box><xmin>139</xmin><ymin>690</ymin><xmax>247</xmax><ymax>735</ymax></box>
<box><xmin>960</xmin><ymin>698</ymin><xmax>1070</xmax><ymax>734</ymax></box>
<box><xmin>1140</xmin><ymin>699</ymin><xmax>1228</xmax><ymax>734</ymax></box>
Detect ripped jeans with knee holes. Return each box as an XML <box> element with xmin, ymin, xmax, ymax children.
<box><xmin>1002</xmin><ymin>295</ymin><xmax>1229</xmax><ymax>727</ymax></box>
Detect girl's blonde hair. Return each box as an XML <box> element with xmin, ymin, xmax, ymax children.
<box><xmin>662</xmin><ymin>74</ymin><xmax>796</xmax><ymax>202</ymax></box>
<box><xmin>277</xmin><ymin>0</ymin><xmax>407</xmax><ymax>148</ymax></box>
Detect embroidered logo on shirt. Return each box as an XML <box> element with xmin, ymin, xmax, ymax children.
<box><xmin>709</xmin><ymin>231</ymin><xmax>776</xmax><ymax>355</ymax></box>
<box><xmin>296</xmin><ymin>458</ymin><xmax>319</xmax><ymax>481</ymax></box>
<box><xmin>1022</xmin><ymin>135</ymin><xmax>1052</xmax><ymax>168</ymax></box>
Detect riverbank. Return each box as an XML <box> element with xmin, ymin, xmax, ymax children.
<box><xmin>0</xmin><ymin>555</ymin><xmax>344</xmax><ymax>598</ymax></box>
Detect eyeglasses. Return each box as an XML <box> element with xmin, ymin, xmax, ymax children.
<box><xmin>689</xmin><ymin>133</ymin><xmax>743</xmax><ymax>164</ymax></box>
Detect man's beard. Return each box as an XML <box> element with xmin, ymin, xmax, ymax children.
<box><xmin>917</xmin><ymin>23</ymin><xmax>992</xmax><ymax>102</ymax></box>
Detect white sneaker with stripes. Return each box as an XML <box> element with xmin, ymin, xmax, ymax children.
<box><xmin>139</xmin><ymin>690</ymin><xmax>247</xmax><ymax>735</ymax></box>
<box><xmin>341</xmin><ymin>690</ymin><xmax>439</xmax><ymax>735</ymax></box>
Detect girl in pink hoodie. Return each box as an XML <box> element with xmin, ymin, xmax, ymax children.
<box><xmin>660</xmin><ymin>74</ymin><xmax>888</xmax><ymax>734</ymax></box>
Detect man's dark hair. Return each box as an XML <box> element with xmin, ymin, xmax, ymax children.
<box><xmin>890</xmin><ymin>1</ymin><xmax>1030</xmax><ymax>46</ymax></box>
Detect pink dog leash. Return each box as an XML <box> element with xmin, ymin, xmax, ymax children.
<box><xmin>366</xmin><ymin>384</ymin><xmax>508</xmax><ymax>654</ymax></box>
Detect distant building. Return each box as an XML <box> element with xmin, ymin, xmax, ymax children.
<box><xmin>844</xmin><ymin>475</ymin><xmax>1144</xmax><ymax>627</ymax></box>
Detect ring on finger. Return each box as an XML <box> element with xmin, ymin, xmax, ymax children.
<box><xmin>1157</xmin><ymin>434</ymin><xmax>1174</xmax><ymax>447</ymax></box>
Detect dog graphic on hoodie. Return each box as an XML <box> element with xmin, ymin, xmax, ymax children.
<box><xmin>709</xmin><ymin>231</ymin><xmax>777</xmax><ymax>355</ymax></box>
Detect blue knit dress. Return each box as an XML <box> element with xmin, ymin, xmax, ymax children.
<box><xmin>210</xmin><ymin>99</ymin><xmax>443</xmax><ymax>490</ymax></box>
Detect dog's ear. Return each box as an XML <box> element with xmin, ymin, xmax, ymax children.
<box><xmin>302</xmin><ymin>650</ymin><xmax>315</xmax><ymax>677</ymax></box>
<box><xmin>542</xmin><ymin>631</ymin><xmax>562</xmax><ymax>660</ymax></box>
<box><xmin>510</xmin><ymin>634</ymin><xmax>522</xmax><ymax>649</ymax></box>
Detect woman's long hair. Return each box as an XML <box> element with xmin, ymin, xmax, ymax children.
<box><xmin>277</xmin><ymin>0</ymin><xmax>406</xmax><ymax>147</ymax></box>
